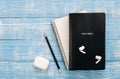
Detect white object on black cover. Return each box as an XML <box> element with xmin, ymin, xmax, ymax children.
<box><xmin>95</xmin><ymin>55</ymin><xmax>102</xmax><ymax>64</ymax></box>
<box><xmin>79</xmin><ymin>46</ymin><xmax>86</xmax><ymax>54</ymax></box>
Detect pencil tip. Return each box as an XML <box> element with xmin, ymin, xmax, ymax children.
<box><xmin>58</xmin><ymin>69</ymin><xmax>61</xmax><ymax>73</ymax></box>
<box><xmin>43</xmin><ymin>33</ymin><xmax>46</xmax><ymax>37</ymax></box>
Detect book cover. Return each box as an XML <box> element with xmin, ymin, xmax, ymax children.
<box><xmin>69</xmin><ymin>13</ymin><xmax>105</xmax><ymax>70</ymax></box>
<box><xmin>52</xmin><ymin>16</ymin><xmax>69</xmax><ymax>70</ymax></box>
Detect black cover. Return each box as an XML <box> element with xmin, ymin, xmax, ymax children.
<box><xmin>69</xmin><ymin>13</ymin><xmax>105</xmax><ymax>70</ymax></box>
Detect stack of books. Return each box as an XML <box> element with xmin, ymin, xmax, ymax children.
<box><xmin>52</xmin><ymin>13</ymin><xmax>105</xmax><ymax>70</ymax></box>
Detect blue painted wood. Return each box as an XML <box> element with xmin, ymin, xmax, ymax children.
<box><xmin>0</xmin><ymin>0</ymin><xmax>119</xmax><ymax>18</ymax></box>
<box><xmin>0</xmin><ymin>62</ymin><xmax>120</xmax><ymax>79</ymax></box>
<box><xmin>0</xmin><ymin>0</ymin><xmax>120</xmax><ymax>79</ymax></box>
<box><xmin>0</xmin><ymin>18</ymin><xmax>119</xmax><ymax>40</ymax></box>
<box><xmin>0</xmin><ymin>40</ymin><xmax>120</xmax><ymax>62</ymax></box>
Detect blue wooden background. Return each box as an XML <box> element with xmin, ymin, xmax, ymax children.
<box><xmin>0</xmin><ymin>0</ymin><xmax>120</xmax><ymax>79</ymax></box>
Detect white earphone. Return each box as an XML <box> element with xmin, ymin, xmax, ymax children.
<box><xmin>79</xmin><ymin>46</ymin><xmax>102</xmax><ymax>64</ymax></box>
<box><xmin>79</xmin><ymin>46</ymin><xmax>86</xmax><ymax>54</ymax></box>
<box><xmin>95</xmin><ymin>55</ymin><xmax>102</xmax><ymax>64</ymax></box>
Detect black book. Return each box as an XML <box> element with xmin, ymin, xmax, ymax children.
<box><xmin>69</xmin><ymin>13</ymin><xmax>105</xmax><ymax>70</ymax></box>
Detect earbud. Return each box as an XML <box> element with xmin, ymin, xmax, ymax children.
<box><xmin>95</xmin><ymin>55</ymin><xmax>102</xmax><ymax>64</ymax></box>
<box><xmin>79</xmin><ymin>46</ymin><xmax>86</xmax><ymax>54</ymax></box>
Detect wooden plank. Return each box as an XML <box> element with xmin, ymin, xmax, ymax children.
<box><xmin>0</xmin><ymin>0</ymin><xmax>119</xmax><ymax>17</ymax></box>
<box><xmin>0</xmin><ymin>23</ymin><xmax>119</xmax><ymax>40</ymax></box>
<box><xmin>0</xmin><ymin>18</ymin><xmax>53</xmax><ymax>24</ymax></box>
<box><xmin>0</xmin><ymin>0</ymin><xmax>77</xmax><ymax>17</ymax></box>
<box><xmin>0</xmin><ymin>40</ymin><xmax>120</xmax><ymax>62</ymax></box>
<box><xmin>0</xmin><ymin>39</ymin><xmax>62</xmax><ymax>62</ymax></box>
<box><xmin>0</xmin><ymin>17</ymin><xmax>119</xmax><ymax>39</ymax></box>
<box><xmin>0</xmin><ymin>61</ymin><xmax>120</xmax><ymax>79</ymax></box>
<box><xmin>0</xmin><ymin>24</ymin><xmax>53</xmax><ymax>39</ymax></box>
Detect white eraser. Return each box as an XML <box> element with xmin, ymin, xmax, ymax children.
<box><xmin>33</xmin><ymin>56</ymin><xmax>49</xmax><ymax>70</ymax></box>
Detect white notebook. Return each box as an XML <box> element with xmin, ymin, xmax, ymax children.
<box><xmin>52</xmin><ymin>16</ymin><xmax>69</xmax><ymax>70</ymax></box>
<box><xmin>52</xmin><ymin>11</ymin><xmax>88</xmax><ymax>70</ymax></box>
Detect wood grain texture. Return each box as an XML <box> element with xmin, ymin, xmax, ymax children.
<box><xmin>0</xmin><ymin>0</ymin><xmax>120</xmax><ymax>79</ymax></box>
<box><xmin>0</xmin><ymin>62</ymin><xmax>120</xmax><ymax>79</ymax></box>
